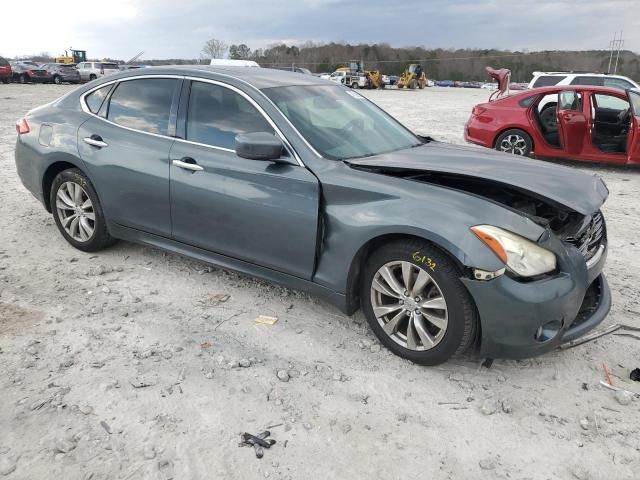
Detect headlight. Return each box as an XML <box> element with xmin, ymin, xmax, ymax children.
<box><xmin>471</xmin><ymin>225</ymin><xmax>556</xmax><ymax>277</ymax></box>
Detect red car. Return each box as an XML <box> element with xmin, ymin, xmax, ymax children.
<box><xmin>0</xmin><ymin>57</ymin><xmax>11</xmax><ymax>84</ymax></box>
<box><xmin>465</xmin><ymin>84</ymin><xmax>640</xmax><ymax>165</ymax></box>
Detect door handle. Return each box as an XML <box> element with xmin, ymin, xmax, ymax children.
<box><xmin>172</xmin><ymin>157</ymin><xmax>203</xmax><ymax>172</ymax></box>
<box><xmin>83</xmin><ymin>135</ymin><xmax>108</xmax><ymax>148</ymax></box>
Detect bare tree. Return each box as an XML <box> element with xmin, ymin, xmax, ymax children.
<box><xmin>202</xmin><ymin>38</ymin><xmax>228</xmax><ymax>59</ymax></box>
<box><xmin>229</xmin><ymin>44</ymin><xmax>252</xmax><ymax>59</ymax></box>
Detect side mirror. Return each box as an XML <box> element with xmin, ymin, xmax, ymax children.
<box><xmin>235</xmin><ymin>132</ymin><xmax>285</xmax><ymax>162</ymax></box>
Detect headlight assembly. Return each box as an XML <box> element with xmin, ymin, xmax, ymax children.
<box><xmin>471</xmin><ymin>225</ymin><xmax>557</xmax><ymax>277</ymax></box>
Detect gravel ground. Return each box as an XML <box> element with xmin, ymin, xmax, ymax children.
<box><xmin>0</xmin><ymin>83</ymin><xmax>639</xmax><ymax>480</ymax></box>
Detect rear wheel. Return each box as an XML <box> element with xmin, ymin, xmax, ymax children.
<box><xmin>50</xmin><ymin>169</ymin><xmax>116</xmax><ymax>252</ymax></box>
<box><xmin>1</xmin><ymin>78</ymin><xmax>8</xmax><ymax>84</ymax></box>
<box><xmin>53</xmin><ymin>75</ymin><xmax>62</xmax><ymax>85</ymax></box>
<box><xmin>19</xmin><ymin>74</ymin><xmax>26</xmax><ymax>84</ymax></box>
<box><xmin>409</xmin><ymin>78</ymin><xmax>418</xmax><ymax>89</ymax></box>
<box><xmin>351</xmin><ymin>82</ymin><xmax>358</xmax><ymax>89</ymax></box>
<box><xmin>89</xmin><ymin>74</ymin><xmax>97</xmax><ymax>81</ymax></box>
<box><xmin>360</xmin><ymin>240</ymin><xmax>477</xmax><ymax>365</ymax></box>
<box><xmin>495</xmin><ymin>129</ymin><xmax>533</xmax><ymax>156</ymax></box>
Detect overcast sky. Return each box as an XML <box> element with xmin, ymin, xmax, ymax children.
<box><xmin>2</xmin><ymin>0</ymin><xmax>639</xmax><ymax>60</ymax></box>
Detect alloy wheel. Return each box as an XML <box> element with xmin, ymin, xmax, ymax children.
<box><xmin>499</xmin><ymin>134</ymin><xmax>527</xmax><ymax>155</ymax></box>
<box><xmin>370</xmin><ymin>261</ymin><xmax>448</xmax><ymax>351</ymax></box>
<box><xmin>55</xmin><ymin>182</ymin><xmax>95</xmax><ymax>242</ymax></box>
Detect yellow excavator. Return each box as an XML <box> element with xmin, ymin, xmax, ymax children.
<box><xmin>55</xmin><ymin>49</ymin><xmax>87</xmax><ymax>65</ymax></box>
<box><xmin>397</xmin><ymin>64</ymin><xmax>427</xmax><ymax>89</ymax></box>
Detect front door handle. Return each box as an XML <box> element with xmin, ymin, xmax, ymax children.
<box><xmin>172</xmin><ymin>157</ymin><xmax>203</xmax><ymax>172</ymax></box>
<box><xmin>83</xmin><ymin>135</ymin><xmax>108</xmax><ymax>148</ymax></box>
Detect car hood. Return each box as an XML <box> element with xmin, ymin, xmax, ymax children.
<box><xmin>346</xmin><ymin>142</ymin><xmax>608</xmax><ymax>215</ymax></box>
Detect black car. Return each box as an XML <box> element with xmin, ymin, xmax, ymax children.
<box><xmin>10</xmin><ymin>61</ymin><xmax>51</xmax><ymax>83</ymax></box>
<box><xmin>40</xmin><ymin>63</ymin><xmax>81</xmax><ymax>84</ymax></box>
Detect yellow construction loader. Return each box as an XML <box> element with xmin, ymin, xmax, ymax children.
<box><xmin>397</xmin><ymin>64</ymin><xmax>427</xmax><ymax>89</ymax></box>
<box><xmin>55</xmin><ymin>49</ymin><xmax>87</xmax><ymax>65</ymax></box>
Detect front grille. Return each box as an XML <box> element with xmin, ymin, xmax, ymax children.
<box><xmin>563</xmin><ymin>211</ymin><xmax>605</xmax><ymax>261</ymax></box>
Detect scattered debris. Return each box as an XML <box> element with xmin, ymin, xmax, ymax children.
<box><xmin>239</xmin><ymin>358</ymin><xmax>251</xmax><ymax>368</ymax></box>
<box><xmin>560</xmin><ymin>323</ymin><xmax>640</xmax><ymax>350</ymax></box>
<box><xmin>255</xmin><ymin>315</ymin><xmax>278</xmax><ymax>325</ymax></box>
<box><xmin>202</xmin><ymin>293</ymin><xmax>230</xmax><ymax>305</ymax></box>
<box><xmin>239</xmin><ymin>431</ymin><xmax>276</xmax><ymax>459</ymax></box>
<box><xmin>603</xmin><ymin>363</ymin><xmax>613</xmax><ymax>386</ymax></box>
<box><xmin>100</xmin><ymin>420</ymin><xmax>112</xmax><ymax>434</ymax></box>
<box><xmin>276</xmin><ymin>370</ymin><xmax>290</xmax><ymax>382</ymax></box>
<box><xmin>614</xmin><ymin>390</ymin><xmax>633</xmax><ymax>406</ymax></box>
<box><xmin>143</xmin><ymin>445</ymin><xmax>157</xmax><ymax>460</ymax></box>
<box><xmin>481</xmin><ymin>399</ymin><xmax>498</xmax><ymax>415</ymax></box>
<box><xmin>599</xmin><ymin>380</ymin><xmax>640</xmax><ymax>399</ymax></box>
<box><xmin>479</xmin><ymin>458</ymin><xmax>496</xmax><ymax>470</ymax></box>
<box><xmin>129</xmin><ymin>377</ymin><xmax>157</xmax><ymax>388</ymax></box>
<box><xmin>630</xmin><ymin>368</ymin><xmax>640</xmax><ymax>382</ymax></box>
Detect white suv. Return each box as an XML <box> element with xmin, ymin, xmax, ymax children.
<box><xmin>528</xmin><ymin>72</ymin><xmax>639</xmax><ymax>91</ymax></box>
<box><xmin>77</xmin><ymin>62</ymin><xmax>120</xmax><ymax>82</ymax></box>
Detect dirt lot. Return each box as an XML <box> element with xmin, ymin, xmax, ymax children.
<box><xmin>1</xmin><ymin>83</ymin><xmax>639</xmax><ymax>480</ymax></box>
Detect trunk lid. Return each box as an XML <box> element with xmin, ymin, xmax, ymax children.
<box><xmin>346</xmin><ymin>142</ymin><xmax>608</xmax><ymax>215</ymax></box>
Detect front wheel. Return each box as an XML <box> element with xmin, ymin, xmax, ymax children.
<box><xmin>495</xmin><ymin>129</ymin><xmax>533</xmax><ymax>156</ymax></box>
<box><xmin>19</xmin><ymin>74</ymin><xmax>27</xmax><ymax>84</ymax></box>
<box><xmin>50</xmin><ymin>168</ymin><xmax>117</xmax><ymax>252</ymax></box>
<box><xmin>53</xmin><ymin>75</ymin><xmax>62</xmax><ymax>85</ymax></box>
<box><xmin>361</xmin><ymin>240</ymin><xmax>477</xmax><ymax>365</ymax></box>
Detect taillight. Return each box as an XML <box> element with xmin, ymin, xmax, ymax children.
<box><xmin>16</xmin><ymin>118</ymin><xmax>30</xmax><ymax>135</ymax></box>
<box><xmin>472</xmin><ymin>106</ymin><xmax>487</xmax><ymax>116</ymax></box>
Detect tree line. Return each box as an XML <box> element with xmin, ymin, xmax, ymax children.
<box><xmin>12</xmin><ymin>40</ymin><xmax>640</xmax><ymax>82</ymax></box>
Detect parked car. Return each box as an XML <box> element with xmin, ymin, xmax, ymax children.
<box><xmin>77</xmin><ymin>61</ymin><xmax>120</xmax><ymax>82</ymax></box>
<box><xmin>10</xmin><ymin>61</ymin><xmax>50</xmax><ymax>83</ymax></box>
<box><xmin>40</xmin><ymin>63</ymin><xmax>81</xmax><ymax>84</ymax></box>
<box><xmin>327</xmin><ymin>70</ymin><xmax>348</xmax><ymax>85</ymax></box>
<box><xmin>465</xmin><ymin>84</ymin><xmax>640</xmax><ymax>165</ymax></box>
<box><xmin>14</xmin><ymin>67</ymin><xmax>611</xmax><ymax>365</ymax></box>
<box><xmin>0</xmin><ymin>57</ymin><xmax>11</xmax><ymax>84</ymax></box>
<box><xmin>387</xmin><ymin>75</ymin><xmax>399</xmax><ymax>85</ymax></box>
<box><xmin>528</xmin><ymin>71</ymin><xmax>639</xmax><ymax>91</ymax></box>
<box><xmin>436</xmin><ymin>80</ymin><xmax>454</xmax><ymax>87</ymax></box>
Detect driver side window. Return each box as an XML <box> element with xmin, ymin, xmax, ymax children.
<box><xmin>186</xmin><ymin>81</ymin><xmax>274</xmax><ymax>150</ymax></box>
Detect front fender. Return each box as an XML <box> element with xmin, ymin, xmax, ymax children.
<box><xmin>312</xmin><ymin>162</ymin><xmax>545</xmax><ymax>295</ymax></box>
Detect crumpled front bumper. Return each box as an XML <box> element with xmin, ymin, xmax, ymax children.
<box><xmin>461</xmin><ymin>241</ymin><xmax>611</xmax><ymax>359</ymax></box>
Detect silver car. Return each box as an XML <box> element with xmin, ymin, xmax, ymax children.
<box><xmin>77</xmin><ymin>61</ymin><xmax>120</xmax><ymax>82</ymax></box>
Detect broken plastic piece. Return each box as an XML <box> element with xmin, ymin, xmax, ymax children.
<box><xmin>239</xmin><ymin>431</ymin><xmax>276</xmax><ymax>459</ymax></box>
<box><xmin>255</xmin><ymin>315</ymin><xmax>278</xmax><ymax>325</ymax></box>
<box><xmin>630</xmin><ymin>368</ymin><xmax>640</xmax><ymax>382</ymax></box>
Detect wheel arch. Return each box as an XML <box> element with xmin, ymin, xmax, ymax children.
<box><xmin>42</xmin><ymin>160</ymin><xmax>84</xmax><ymax>212</ymax></box>
<box><xmin>343</xmin><ymin>232</ymin><xmax>468</xmax><ymax>316</ymax></box>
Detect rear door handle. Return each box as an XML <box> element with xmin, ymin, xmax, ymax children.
<box><xmin>83</xmin><ymin>135</ymin><xmax>108</xmax><ymax>148</ymax></box>
<box><xmin>172</xmin><ymin>157</ymin><xmax>203</xmax><ymax>172</ymax></box>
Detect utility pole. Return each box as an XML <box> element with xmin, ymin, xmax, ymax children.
<box><xmin>614</xmin><ymin>31</ymin><xmax>624</xmax><ymax>74</ymax></box>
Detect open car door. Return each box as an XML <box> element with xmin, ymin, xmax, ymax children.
<box><xmin>557</xmin><ymin>90</ymin><xmax>587</xmax><ymax>155</ymax></box>
<box><xmin>626</xmin><ymin>88</ymin><xmax>640</xmax><ymax>164</ymax></box>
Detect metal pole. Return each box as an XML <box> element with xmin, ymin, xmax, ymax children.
<box><xmin>607</xmin><ymin>32</ymin><xmax>615</xmax><ymax>73</ymax></box>
<box><xmin>614</xmin><ymin>38</ymin><xmax>624</xmax><ymax>74</ymax></box>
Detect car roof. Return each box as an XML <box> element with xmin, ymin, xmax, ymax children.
<box><xmin>532</xmin><ymin>71</ymin><xmax>633</xmax><ymax>79</ymax></box>
<box><xmin>523</xmin><ymin>84</ymin><xmax>630</xmax><ymax>96</ymax></box>
<box><xmin>100</xmin><ymin>65</ymin><xmax>330</xmax><ymax>89</ymax></box>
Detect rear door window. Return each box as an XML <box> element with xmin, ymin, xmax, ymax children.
<box><xmin>185</xmin><ymin>81</ymin><xmax>274</xmax><ymax>150</ymax></box>
<box><xmin>107</xmin><ymin>78</ymin><xmax>179</xmax><ymax>135</ymax></box>
<box><xmin>559</xmin><ymin>91</ymin><xmax>583</xmax><ymax>111</ymax></box>
<box><xmin>532</xmin><ymin>75</ymin><xmax>565</xmax><ymax>88</ymax></box>
<box><xmin>603</xmin><ymin>77</ymin><xmax>635</xmax><ymax>90</ymax></box>
<box><xmin>85</xmin><ymin>84</ymin><xmax>114</xmax><ymax>113</ymax></box>
<box><xmin>570</xmin><ymin>76</ymin><xmax>604</xmax><ymax>87</ymax></box>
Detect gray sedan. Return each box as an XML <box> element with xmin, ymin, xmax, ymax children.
<box><xmin>14</xmin><ymin>66</ymin><xmax>611</xmax><ymax>365</ymax></box>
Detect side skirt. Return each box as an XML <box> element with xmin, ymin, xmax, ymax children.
<box><xmin>109</xmin><ymin>223</ymin><xmax>349</xmax><ymax>314</ymax></box>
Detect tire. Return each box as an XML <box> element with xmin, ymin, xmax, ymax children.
<box><xmin>19</xmin><ymin>74</ymin><xmax>26</xmax><ymax>84</ymax></box>
<box><xmin>409</xmin><ymin>79</ymin><xmax>417</xmax><ymax>89</ymax></box>
<box><xmin>351</xmin><ymin>82</ymin><xmax>358</xmax><ymax>89</ymax></box>
<box><xmin>50</xmin><ymin>168</ymin><xmax>117</xmax><ymax>252</ymax></box>
<box><xmin>495</xmin><ymin>129</ymin><xmax>533</xmax><ymax>156</ymax></box>
<box><xmin>89</xmin><ymin>74</ymin><xmax>97</xmax><ymax>81</ymax></box>
<box><xmin>53</xmin><ymin>75</ymin><xmax>62</xmax><ymax>85</ymax></box>
<box><xmin>360</xmin><ymin>239</ymin><xmax>478</xmax><ymax>365</ymax></box>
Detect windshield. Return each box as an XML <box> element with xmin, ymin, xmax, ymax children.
<box><xmin>263</xmin><ymin>85</ymin><xmax>421</xmax><ymax>160</ymax></box>
<box><xmin>100</xmin><ymin>63</ymin><xmax>120</xmax><ymax>69</ymax></box>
